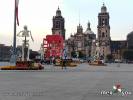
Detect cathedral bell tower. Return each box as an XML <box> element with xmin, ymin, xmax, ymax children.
<box><xmin>52</xmin><ymin>7</ymin><xmax>65</xmax><ymax>40</ymax></box>
<box><xmin>97</xmin><ymin>3</ymin><xmax>111</xmax><ymax>59</ymax></box>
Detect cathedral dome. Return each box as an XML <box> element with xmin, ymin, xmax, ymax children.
<box><xmin>56</xmin><ymin>7</ymin><xmax>61</xmax><ymax>16</ymax></box>
<box><xmin>84</xmin><ymin>29</ymin><xmax>94</xmax><ymax>34</ymax></box>
<box><xmin>84</xmin><ymin>22</ymin><xmax>94</xmax><ymax>34</ymax></box>
<box><xmin>101</xmin><ymin>3</ymin><xmax>107</xmax><ymax>13</ymax></box>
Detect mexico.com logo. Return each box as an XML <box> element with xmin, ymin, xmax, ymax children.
<box><xmin>100</xmin><ymin>84</ymin><xmax>132</xmax><ymax>96</ymax></box>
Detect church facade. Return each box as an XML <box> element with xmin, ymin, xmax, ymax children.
<box><xmin>52</xmin><ymin>7</ymin><xmax>65</xmax><ymax>40</ymax></box>
<box><xmin>65</xmin><ymin>22</ymin><xmax>96</xmax><ymax>58</ymax></box>
<box><xmin>51</xmin><ymin>4</ymin><xmax>129</xmax><ymax>60</ymax></box>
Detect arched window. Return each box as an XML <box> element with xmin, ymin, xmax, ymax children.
<box><xmin>55</xmin><ymin>21</ymin><xmax>60</xmax><ymax>28</ymax></box>
<box><xmin>102</xmin><ymin>32</ymin><xmax>105</xmax><ymax>37</ymax></box>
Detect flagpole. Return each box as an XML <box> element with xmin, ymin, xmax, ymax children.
<box><xmin>12</xmin><ymin>0</ymin><xmax>17</xmax><ymax>64</ymax></box>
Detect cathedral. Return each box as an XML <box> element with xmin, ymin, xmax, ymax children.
<box><xmin>65</xmin><ymin>22</ymin><xmax>96</xmax><ymax>58</ymax></box>
<box><xmin>65</xmin><ymin>3</ymin><xmax>112</xmax><ymax>59</ymax></box>
<box><xmin>51</xmin><ymin>4</ymin><xmax>129</xmax><ymax>60</ymax></box>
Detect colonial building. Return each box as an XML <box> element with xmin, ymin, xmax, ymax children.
<box><xmin>111</xmin><ymin>41</ymin><xmax>127</xmax><ymax>60</ymax></box>
<box><xmin>97</xmin><ymin>3</ymin><xmax>111</xmax><ymax>59</ymax></box>
<box><xmin>52</xmin><ymin>7</ymin><xmax>65</xmax><ymax>40</ymax></box>
<box><xmin>109</xmin><ymin>31</ymin><xmax>133</xmax><ymax>60</ymax></box>
<box><xmin>64</xmin><ymin>3</ymin><xmax>129</xmax><ymax>60</ymax></box>
<box><xmin>66</xmin><ymin>22</ymin><xmax>96</xmax><ymax>58</ymax></box>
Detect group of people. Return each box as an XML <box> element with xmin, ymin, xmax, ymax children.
<box><xmin>40</xmin><ymin>49</ymin><xmax>67</xmax><ymax>69</ymax></box>
<box><xmin>40</xmin><ymin>57</ymin><xmax>67</xmax><ymax>69</ymax></box>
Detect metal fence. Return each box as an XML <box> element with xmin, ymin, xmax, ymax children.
<box><xmin>0</xmin><ymin>62</ymin><xmax>14</xmax><ymax>67</ymax></box>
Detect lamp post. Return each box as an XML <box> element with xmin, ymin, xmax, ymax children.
<box><xmin>10</xmin><ymin>0</ymin><xmax>17</xmax><ymax>64</ymax></box>
<box><xmin>116</xmin><ymin>50</ymin><xmax>120</xmax><ymax>67</ymax></box>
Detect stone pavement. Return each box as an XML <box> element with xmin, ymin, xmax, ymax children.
<box><xmin>0</xmin><ymin>63</ymin><xmax>133</xmax><ymax>100</ymax></box>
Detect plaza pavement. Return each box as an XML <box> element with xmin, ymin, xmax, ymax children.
<box><xmin>0</xmin><ymin>63</ymin><xmax>133</xmax><ymax>100</ymax></box>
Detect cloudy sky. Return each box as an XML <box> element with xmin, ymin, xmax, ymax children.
<box><xmin>0</xmin><ymin>0</ymin><xmax>133</xmax><ymax>51</ymax></box>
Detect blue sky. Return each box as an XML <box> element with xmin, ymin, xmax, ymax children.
<box><xmin>0</xmin><ymin>0</ymin><xmax>133</xmax><ymax>50</ymax></box>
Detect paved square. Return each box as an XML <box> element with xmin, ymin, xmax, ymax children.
<box><xmin>0</xmin><ymin>63</ymin><xmax>133</xmax><ymax>100</ymax></box>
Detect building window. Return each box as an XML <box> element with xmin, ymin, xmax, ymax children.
<box><xmin>102</xmin><ymin>19</ymin><xmax>105</xmax><ymax>26</ymax></box>
<box><xmin>105</xmin><ymin>19</ymin><xmax>107</xmax><ymax>25</ymax></box>
<box><xmin>55</xmin><ymin>21</ymin><xmax>60</xmax><ymax>28</ymax></box>
<box><xmin>102</xmin><ymin>32</ymin><xmax>105</xmax><ymax>37</ymax></box>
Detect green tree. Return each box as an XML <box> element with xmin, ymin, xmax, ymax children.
<box><xmin>71</xmin><ymin>51</ymin><xmax>77</xmax><ymax>58</ymax></box>
<box><xmin>78</xmin><ymin>51</ymin><xmax>85</xmax><ymax>58</ymax></box>
<box><xmin>123</xmin><ymin>50</ymin><xmax>133</xmax><ymax>60</ymax></box>
<box><xmin>29</xmin><ymin>50</ymin><xmax>40</xmax><ymax>60</ymax></box>
<box><xmin>106</xmin><ymin>54</ymin><xmax>113</xmax><ymax>62</ymax></box>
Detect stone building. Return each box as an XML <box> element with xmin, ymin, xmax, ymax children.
<box><xmin>97</xmin><ymin>3</ymin><xmax>111</xmax><ymax>59</ymax></box>
<box><xmin>66</xmin><ymin>22</ymin><xmax>96</xmax><ymax>58</ymax></box>
<box><xmin>111</xmin><ymin>41</ymin><xmax>127</xmax><ymax>60</ymax></box>
<box><xmin>52</xmin><ymin>7</ymin><xmax>65</xmax><ymax>40</ymax></box>
<box><xmin>84</xmin><ymin>22</ymin><xmax>96</xmax><ymax>57</ymax></box>
<box><xmin>109</xmin><ymin>31</ymin><xmax>133</xmax><ymax>60</ymax></box>
<box><xmin>65</xmin><ymin>3</ymin><xmax>128</xmax><ymax>61</ymax></box>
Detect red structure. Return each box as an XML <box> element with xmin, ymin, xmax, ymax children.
<box><xmin>43</xmin><ymin>34</ymin><xmax>64</xmax><ymax>58</ymax></box>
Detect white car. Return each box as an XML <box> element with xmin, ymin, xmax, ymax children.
<box><xmin>79</xmin><ymin>59</ymin><xmax>84</xmax><ymax>63</ymax></box>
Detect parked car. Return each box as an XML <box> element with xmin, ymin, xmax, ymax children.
<box><xmin>79</xmin><ymin>59</ymin><xmax>84</xmax><ymax>63</ymax></box>
<box><xmin>114</xmin><ymin>59</ymin><xmax>122</xmax><ymax>63</ymax></box>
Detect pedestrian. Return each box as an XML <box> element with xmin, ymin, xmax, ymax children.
<box><xmin>64</xmin><ymin>59</ymin><xmax>67</xmax><ymax>69</ymax></box>
<box><xmin>61</xmin><ymin>59</ymin><xmax>66</xmax><ymax>69</ymax></box>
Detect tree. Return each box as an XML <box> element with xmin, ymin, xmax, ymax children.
<box><xmin>71</xmin><ymin>51</ymin><xmax>77</xmax><ymax>58</ymax></box>
<box><xmin>29</xmin><ymin>50</ymin><xmax>40</xmax><ymax>60</ymax></box>
<box><xmin>78</xmin><ymin>51</ymin><xmax>85</xmax><ymax>58</ymax></box>
<box><xmin>123</xmin><ymin>50</ymin><xmax>133</xmax><ymax>61</ymax></box>
<box><xmin>106</xmin><ymin>54</ymin><xmax>114</xmax><ymax>62</ymax></box>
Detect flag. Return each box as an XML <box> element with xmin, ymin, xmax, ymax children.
<box><xmin>15</xmin><ymin>0</ymin><xmax>19</xmax><ymax>26</ymax></box>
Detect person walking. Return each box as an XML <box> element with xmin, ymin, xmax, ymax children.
<box><xmin>62</xmin><ymin>49</ymin><xmax>67</xmax><ymax>70</ymax></box>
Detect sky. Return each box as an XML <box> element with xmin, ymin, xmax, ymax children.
<box><xmin>0</xmin><ymin>0</ymin><xmax>133</xmax><ymax>51</ymax></box>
